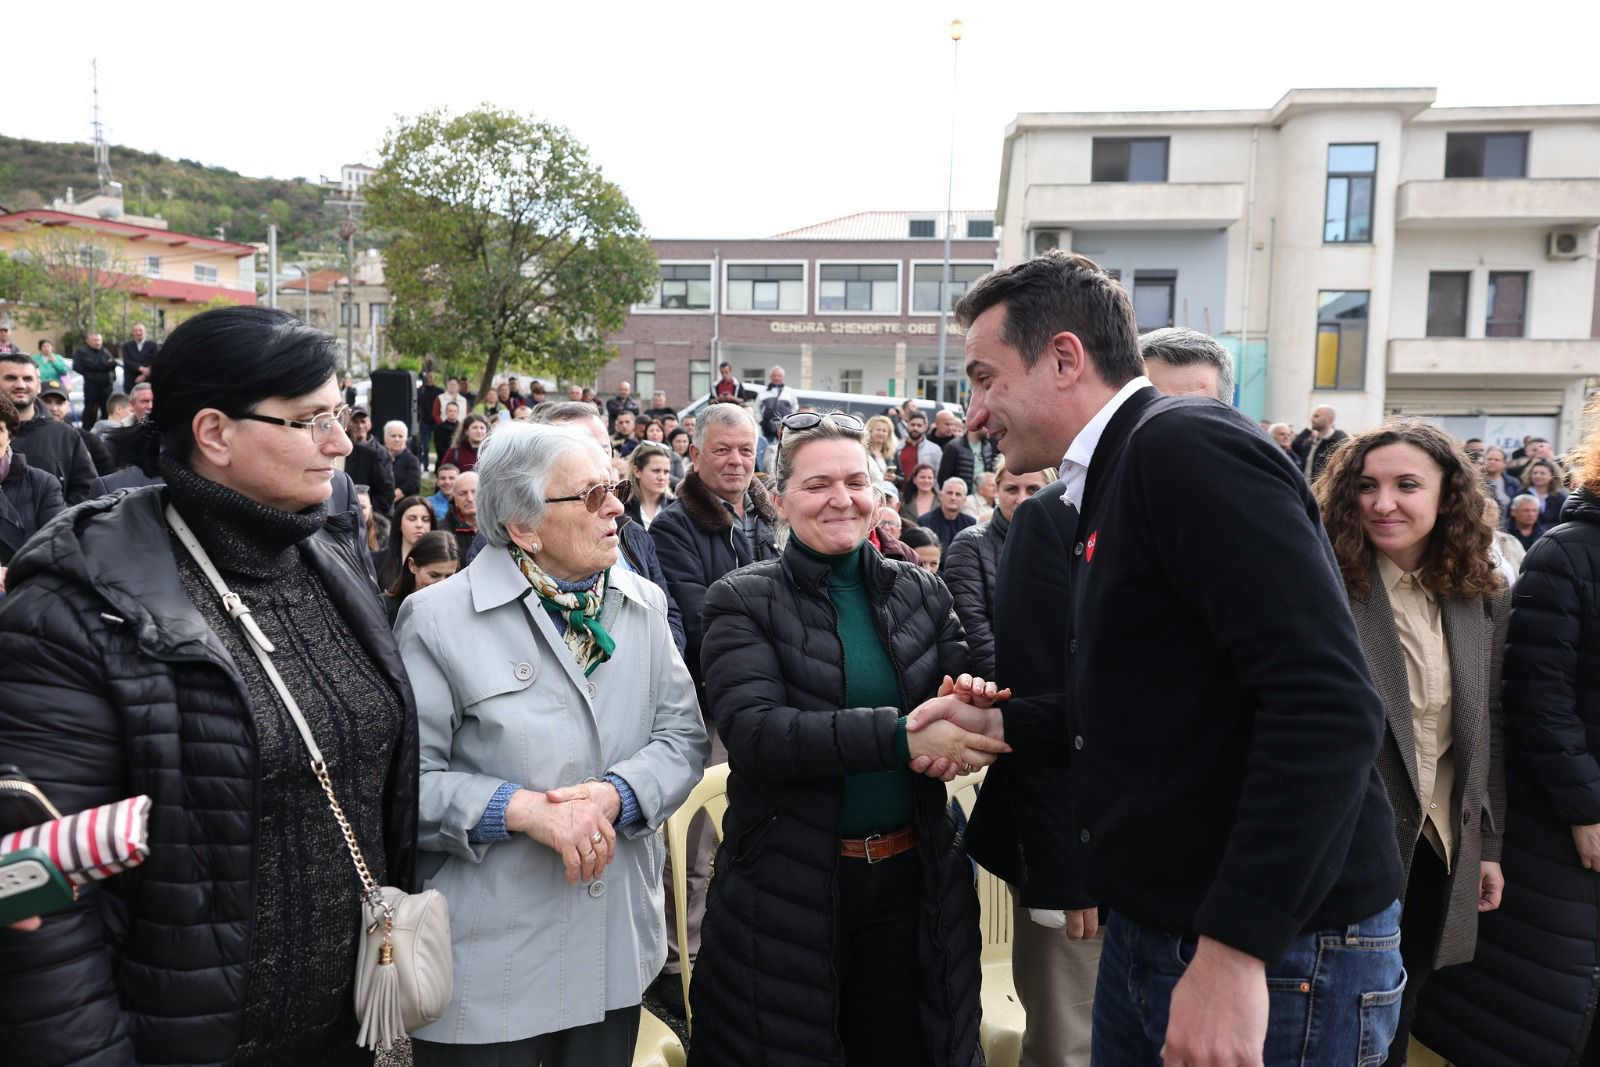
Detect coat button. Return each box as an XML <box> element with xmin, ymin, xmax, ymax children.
<box><xmin>587</xmin><ymin>681</ymin><xmax>597</xmax><ymax>699</ymax></box>
<box><xmin>1069</xmin><ymin>639</ymin><xmax>1078</xmax><ymax>654</ymax></box>
<box><xmin>1079</xmin><ymin>828</ymin><xmax>1091</xmax><ymax>844</ymax></box>
<box><xmin>1074</xmin><ymin>542</ymin><xmax>1084</xmax><ymax>556</ymax></box>
<box><xmin>514</xmin><ymin>662</ymin><xmax>533</xmax><ymax>681</ymax></box>
<box><xmin>1074</xmin><ymin>735</ymin><xmax>1084</xmax><ymax>750</ymax></box>
<box><xmin>588</xmin><ymin>879</ymin><xmax>606</xmax><ymax>898</ymax></box>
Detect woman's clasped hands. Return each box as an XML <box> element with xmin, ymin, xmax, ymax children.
<box><xmin>905</xmin><ymin>673</ymin><xmax>1012</xmax><ymax>782</ymax></box>
<box><xmin>505</xmin><ymin>781</ymin><xmax>621</xmax><ymax>885</ymax></box>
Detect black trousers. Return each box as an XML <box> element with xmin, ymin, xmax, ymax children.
<box><xmin>82</xmin><ymin>378</ymin><xmax>113</xmax><ymax>427</ymax></box>
<box><xmin>832</xmin><ymin>846</ymin><xmax>930</xmax><ymax>1067</ymax></box>
<box><xmin>412</xmin><ymin>1005</ymin><xmax>641</xmax><ymax>1067</ymax></box>
<box><xmin>1386</xmin><ymin>840</ymin><xmax>1450</xmax><ymax>1066</ymax></box>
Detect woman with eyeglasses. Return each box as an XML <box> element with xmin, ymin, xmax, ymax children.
<box><xmin>0</xmin><ymin>306</ymin><xmax>419</xmax><ymax>1065</ymax></box>
<box><xmin>688</xmin><ymin>409</ymin><xmax>1005</xmax><ymax>1067</ymax></box>
<box><xmin>396</xmin><ymin>420</ymin><xmax>708</xmax><ymax>1065</ymax></box>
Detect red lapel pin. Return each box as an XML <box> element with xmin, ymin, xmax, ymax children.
<box><xmin>1085</xmin><ymin>531</ymin><xmax>1097</xmax><ymax>563</ymax></box>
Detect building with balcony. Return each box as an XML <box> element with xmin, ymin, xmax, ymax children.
<box><xmin>275</xmin><ymin>249</ymin><xmax>392</xmax><ymax>368</ymax></box>
<box><xmin>997</xmin><ymin>88</ymin><xmax>1600</xmax><ymax>449</ymax></box>
<box><xmin>597</xmin><ymin>211</ymin><xmax>999</xmax><ymax>406</ymax></box>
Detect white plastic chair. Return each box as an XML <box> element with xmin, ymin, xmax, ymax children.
<box><xmin>949</xmin><ymin>769</ymin><xmax>1026</xmax><ymax>1067</ymax></box>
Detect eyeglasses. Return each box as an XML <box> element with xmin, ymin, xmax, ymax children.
<box><xmin>236</xmin><ymin>404</ymin><xmax>352</xmax><ymax>444</ymax></box>
<box><xmin>547</xmin><ymin>479</ymin><xmax>624</xmax><ymax>513</ymax></box>
<box><xmin>781</xmin><ymin>410</ymin><xmax>865</xmax><ymax>433</ymax></box>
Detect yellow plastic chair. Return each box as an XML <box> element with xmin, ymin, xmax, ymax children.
<box><xmin>664</xmin><ymin>762</ymin><xmax>731</xmax><ymax>1034</ymax></box>
<box><xmin>631</xmin><ymin>1008</ymin><xmax>685</xmax><ymax>1067</ymax></box>
<box><xmin>949</xmin><ymin>769</ymin><xmax>1026</xmax><ymax>1067</ymax></box>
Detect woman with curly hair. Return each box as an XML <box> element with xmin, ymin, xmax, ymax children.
<box><xmin>863</xmin><ymin>414</ymin><xmax>897</xmax><ymax>483</ymax></box>
<box><xmin>1313</xmin><ymin>419</ymin><xmax>1509</xmax><ymax>1065</ymax></box>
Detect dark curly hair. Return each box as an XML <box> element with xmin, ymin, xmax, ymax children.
<box><xmin>1313</xmin><ymin>418</ymin><xmax>1500</xmax><ymax>600</ymax></box>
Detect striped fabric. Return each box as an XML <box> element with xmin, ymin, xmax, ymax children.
<box><xmin>0</xmin><ymin>795</ymin><xmax>152</xmax><ymax>886</ymax></box>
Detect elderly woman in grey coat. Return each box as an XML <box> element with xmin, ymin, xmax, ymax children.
<box><xmin>396</xmin><ymin>421</ymin><xmax>709</xmax><ymax>1065</ymax></box>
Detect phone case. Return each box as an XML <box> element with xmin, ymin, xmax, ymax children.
<box><xmin>0</xmin><ymin>847</ymin><xmax>76</xmax><ymax>927</ymax></box>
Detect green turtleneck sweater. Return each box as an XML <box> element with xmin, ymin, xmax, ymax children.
<box><xmin>792</xmin><ymin>537</ymin><xmax>916</xmax><ymax>835</ymax></box>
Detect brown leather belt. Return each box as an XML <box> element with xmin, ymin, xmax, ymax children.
<box><xmin>839</xmin><ymin>826</ymin><xmax>917</xmax><ymax>863</ymax></box>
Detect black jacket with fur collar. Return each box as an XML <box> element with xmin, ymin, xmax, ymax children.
<box><xmin>648</xmin><ymin>471</ymin><xmax>778</xmax><ymax>682</ymax></box>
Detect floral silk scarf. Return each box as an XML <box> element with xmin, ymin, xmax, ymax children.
<box><xmin>509</xmin><ymin>545</ymin><xmax>616</xmax><ymax>677</ymax></box>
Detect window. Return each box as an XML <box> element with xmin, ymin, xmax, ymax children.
<box><xmin>340</xmin><ymin>300</ymin><xmax>359</xmax><ymax>327</ymax></box>
<box><xmin>1091</xmin><ymin>137</ymin><xmax>1169</xmax><ymax>182</ymax></box>
<box><xmin>911</xmin><ymin>263</ymin><xmax>990</xmax><ymax>312</ymax></box>
<box><xmin>144</xmin><ymin>255</ymin><xmax>161</xmax><ymax>278</ymax></box>
<box><xmin>1486</xmin><ymin>272</ymin><xmax>1529</xmax><ymax>337</ymax></box>
<box><xmin>916</xmin><ymin>361</ymin><xmax>962</xmax><ymax>404</ymax></box>
<box><xmin>837</xmin><ymin>369</ymin><xmax>863</xmax><ymax>393</ymax></box>
<box><xmin>649</xmin><ymin>263</ymin><xmax>712</xmax><ymax>310</ymax></box>
<box><xmin>633</xmin><ymin>359</ymin><xmax>656</xmax><ymax>400</ymax></box>
<box><xmin>1132</xmin><ymin>271</ymin><xmax>1176</xmax><ymax>333</ymax></box>
<box><xmin>725</xmin><ymin>263</ymin><xmax>804</xmax><ymax>312</ymax></box>
<box><xmin>194</xmin><ymin>263</ymin><xmax>219</xmax><ymax>285</ymax></box>
<box><xmin>1445</xmin><ymin>132</ymin><xmax>1528</xmax><ymax>179</ymax></box>
<box><xmin>965</xmin><ymin>218</ymin><xmax>994</xmax><ymax>239</ymax></box>
<box><xmin>908</xmin><ymin>218</ymin><xmax>937</xmax><ymax>238</ymax></box>
<box><xmin>741</xmin><ymin>367</ymin><xmax>765</xmax><ymax>386</ymax></box>
<box><xmin>76</xmin><ymin>245</ymin><xmax>109</xmax><ymax>269</ymax></box>
<box><xmin>1314</xmin><ymin>291</ymin><xmax>1369</xmax><ymax>390</ymax></box>
<box><xmin>1426</xmin><ymin>272</ymin><xmax>1470</xmax><ymax>337</ymax></box>
<box><xmin>1324</xmin><ymin>144</ymin><xmax>1377</xmax><ymax>244</ymax></box>
<box><xmin>818</xmin><ymin>263</ymin><xmax>898</xmax><ymax>313</ymax></box>
<box><xmin>688</xmin><ymin>360</ymin><xmax>712</xmax><ymax>401</ymax></box>
<box><xmin>369</xmin><ymin>303</ymin><xmax>389</xmax><ymax>326</ymax></box>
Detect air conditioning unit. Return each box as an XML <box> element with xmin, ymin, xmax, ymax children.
<box><xmin>1033</xmin><ymin>230</ymin><xmax>1063</xmax><ymax>255</ymax></box>
<box><xmin>1547</xmin><ymin>228</ymin><xmax>1589</xmax><ymax>260</ymax></box>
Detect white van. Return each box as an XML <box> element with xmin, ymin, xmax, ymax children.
<box><xmin>677</xmin><ymin>382</ymin><xmax>962</xmax><ymax>427</ymax></box>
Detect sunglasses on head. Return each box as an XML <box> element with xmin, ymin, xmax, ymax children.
<box><xmin>547</xmin><ymin>479</ymin><xmax>624</xmax><ymax>513</ymax></box>
<box><xmin>781</xmin><ymin>411</ymin><xmax>865</xmax><ymax>433</ymax></box>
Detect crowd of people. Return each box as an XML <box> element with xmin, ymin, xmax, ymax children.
<box><xmin>2</xmin><ymin>248</ymin><xmax>1600</xmax><ymax>1067</ymax></box>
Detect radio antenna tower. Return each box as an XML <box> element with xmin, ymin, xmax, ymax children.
<box><xmin>92</xmin><ymin>59</ymin><xmax>113</xmax><ymax>193</ymax></box>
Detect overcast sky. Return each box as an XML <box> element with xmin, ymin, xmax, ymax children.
<box><xmin>6</xmin><ymin>0</ymin><xmax>1597</xmax><ymax>239</ymax></box>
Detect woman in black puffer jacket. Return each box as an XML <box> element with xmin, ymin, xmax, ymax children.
<box><xmin>0</xmin><ymin>307</ymin><xmax>418</xmax><ymax>1066</ymax></box>
<box><xmin>687</xmin><ymin>411</ymin><xmax>1004</xmax><ymax>1067</ymax></box>
<box><xmin>1413</xmin><ymin>464</ymin><xmax>1600</xmax><ymax>1065</ymax></box>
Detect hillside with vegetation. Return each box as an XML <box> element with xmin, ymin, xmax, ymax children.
<box><xmin>0</xmin><ymin>135</ymin><xmax>346</xmax><ymax>252</ymax></box>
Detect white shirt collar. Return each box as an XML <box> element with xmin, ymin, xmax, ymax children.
<box><xmin>1058</xmin><ymin>376</ymin><xmax>1152</xmax><ymax>510</ymax></box>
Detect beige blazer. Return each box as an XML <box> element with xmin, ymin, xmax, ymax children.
<box><xmin>1348</xmin><ymin>562</ymin><xmax>1510</xmax><ymax>969</ymax></box>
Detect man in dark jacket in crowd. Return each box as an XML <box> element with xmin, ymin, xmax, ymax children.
<box><xmin>1291</xmin><ymin>404</ymin><xmax>1349</xmax><ymax>482</ymax></box>
<box><xmin>648</xmin><ymin>399</ymin><xmax>777</xmax><ymax>1012</ymax></box>
<box><xmin>445</xmin><ymin>471</ymin><xmax>478</xmax><ymax>558</ymax></box>
<box><xmin>119</xmin><ymin>323</ymin><xmax>157</xmax><ymax>394</ymax></box>
<box><xmin>39</xmin><ymin>386</ymin><xmax>115</xmax><ymax>479</ymax></box>
<box><xmin>416</xmin><ymin>369</ymin><xmax>442</xmax><ymax>465</ymax></box>
<box><xmin>919</xmin><ymin>477</ymin><xmax>976</xmax><ymax>549</ymax></box>
<box><xmin>343</xmin><ymin>407</ymin><xmax>394</xmax><ymax>518</ymax></box>
<box><xmin>937</xmin><ymin>422</ymin><xmax>999</xmax><ymax>493</ymax></box>
<box><xmin>382</xmin><ymin>420</ymin><xmax>422</xmax><ymax>499</ymax></box>
<box><xmin>915</xmin><ymin>251</ymin><xmax>1403</xmax><ymax>1067</ymax></box>
<box><xmin>72</xmin><ymin>332</ymin><xmax>118</xmax><ymax>427</ymax></box>
<box><xmin>1</xmin><ymin>353</ymin><xmax>99</xmax><ymax>503</ymax></box>
<box><xmin>605</xmin><ymin>380</ymin><xmax>640</xmax><ymax>432</ymax></box>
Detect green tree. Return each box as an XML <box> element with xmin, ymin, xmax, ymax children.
<box><xmin>365</xmin><ymin>106</ymin><xmax>657</xmax><ymax>397</ymax></box>
<box><xmin>4</xmin><ymin>231</ymin><xmax>151</xmax><ymax>346</ymax></box>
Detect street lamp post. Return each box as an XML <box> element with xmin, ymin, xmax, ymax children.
<box><xmin>934</xmin><ymin>18</ymin><xmax>963</xmax><ymax>406</ymax></box>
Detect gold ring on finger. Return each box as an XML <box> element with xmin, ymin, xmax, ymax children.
<box><xmin>591</xmin><ymin>831</ymin><xmax>604</xmax><ymax>845</ymax></box>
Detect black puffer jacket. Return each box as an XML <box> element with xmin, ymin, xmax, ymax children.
<box><xmin>0</xmin><ymin>450</ymin><xmax>64</xmax><ymax>563</ymax></box>
<box><xmin>687</xmin><ymin>540</ymin><xmax>982</xmax><ymax>1067</ymax></box>
<box><xmin>940</xmin><ymin>511</ymin><xmax>1008</xmax><ymax>676</ymax></box>
<box><xmin>0</xmin><ymin>487</ymin><xmax>419</xmax><ymax>1066</ymax></box>
<box><xmin>1414</xmin><ymin>489</ymin><xmax>1600</xmax><ymax>1065</ymax></box>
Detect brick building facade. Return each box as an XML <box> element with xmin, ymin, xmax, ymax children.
<box><xmin>596</xmin><ymin>212</ymin><xmax>999</xmax><ymax>408</ymax></box>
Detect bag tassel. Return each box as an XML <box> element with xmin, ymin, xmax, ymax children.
<box><xmin>356</xmin><ymin>929</ymin><xmax>405</xmax><ymax>1051</ymax></box>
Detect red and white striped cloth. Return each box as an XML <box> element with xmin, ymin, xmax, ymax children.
<box><xmin>0</xmin><ymin>796</ymin><xmax>152</xmax><ymax>886</ymax></box>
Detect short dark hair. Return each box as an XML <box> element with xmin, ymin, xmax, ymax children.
<box><xmin>954</xmin><ymin>250</ymin><xmax>1143</xmax><ymax>386</ymax></box>
<box><xmin>111</xmin><ymin>306</ymin><xmax>339</xmax><ymax>475</ymax></box>
<box><xmin>1138</xmin><ymin>327</ymin><xmax>1235</xmax><ymax>403</ymax></box>
<box><xmin>0</xmin><ymin>351</ymin><xmax>32</xmax><ymax>369</ymax></box>
<box><xmin>0</xmin><ymin>393</ymin><xmax>17</xmax><ymax>433</ymax></box>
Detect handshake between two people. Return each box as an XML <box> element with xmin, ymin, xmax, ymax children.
<box><xmin>904</xmin><ymin>674</ymin><xmax>1012</xmax><ymax>782</ymax></box>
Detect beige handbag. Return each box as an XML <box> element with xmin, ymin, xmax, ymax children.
<box><xmin>167</xmin><ymin>506</ymin><xmax>452</xmax><ymax>1050</ymax></box>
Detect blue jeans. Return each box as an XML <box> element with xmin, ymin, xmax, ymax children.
<box><xmin>1092</xmin><ymin>901</ymin><xmax>1404</xmax><ymax>1067</ymax></box>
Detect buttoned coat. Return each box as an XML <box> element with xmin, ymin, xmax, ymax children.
<box><xmin>1348</xmin><ymin>562</ymin><xmax>1510</xmax><ymax>969</ymax></box>
<box><xmin>396</xmin><ymin>547</ymin><xmax>709</xmax><ymax>1044</ymax></box>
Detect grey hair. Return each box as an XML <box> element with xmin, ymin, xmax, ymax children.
<box><xmin>771</xmin><ymin>413</ymin><xmax>867</xmax><ymax>495</ymax></box>
<box><xmin>695</xmin><ymin>401</ymin><xmax>758</xmax><ymax>450</ymax></box>
<box><xmin>974</xmin><ymin>471</ymin><xmax>997</xmax><ymax>490</ymax></box>
<box><xmin>1138</xmin><ymin>327</ymin><xmax>1235</xmax><ymax>404</ymax></box>
<box><xmin>531</xmin><ymin>400</ymin><xmax>606</xmax><ymax>426</ymax></box>
<box><xmin>1509</xmin><ymin>493</ymin><xmax>1540</xmax><ymax>511</ymax></box>
<box><xmin>129</xmin><ymin>382</ymin><xmax>153</xmax><ymax>397</ymax></box>
<box><xmin>383</xmin><ymin>419</ymin><xmax>408</xmax><ymax>438</ymax></box>
<box><xmin>474</xmin><ymin>422</ymin><xmax>607</xmax><ymax>548</ymax></box>
<box><xmin>940</xmin><ymin>477</ymin><xmax>967</xmax><ymax>494</ymax></box>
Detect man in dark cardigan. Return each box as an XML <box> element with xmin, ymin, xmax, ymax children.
<box><xmin>909</xmin><ymin>251</ymin><xmax>1403</xmax><ymax>1067</ymax></box>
